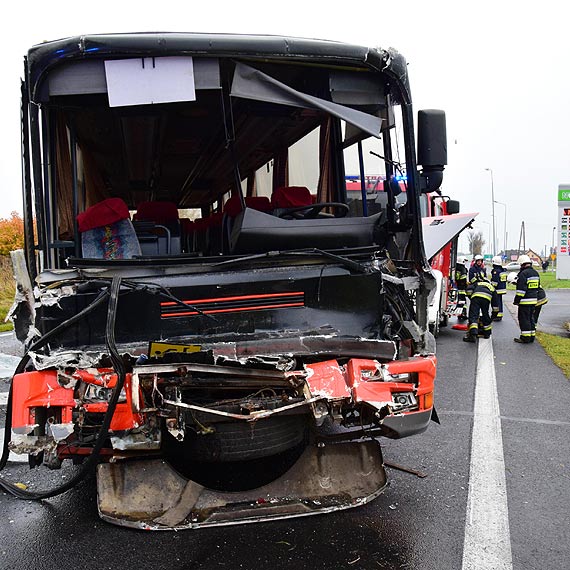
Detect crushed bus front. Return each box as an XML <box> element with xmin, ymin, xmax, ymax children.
<box><xmin>4</xmin><ymin>32</ymin><xmax>446</xmax><ymax>528</ymax></box>
<box><xmin>11</xmin><ymin>350</ymin><xmax>435</xmax><ymax>528</ymax></box>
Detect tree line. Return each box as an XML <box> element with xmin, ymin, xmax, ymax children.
<box><xmin>0</xmin><ymin>212</ymin><xmax>25</xmax><ymax>256</ymax></box>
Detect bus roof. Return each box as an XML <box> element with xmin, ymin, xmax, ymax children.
<box><xmin>25</xmin><ymin>32</ymin><xmax>410</xmax><ymax>103</ymax></box>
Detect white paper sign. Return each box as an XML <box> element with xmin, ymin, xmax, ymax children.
<box><xmin>104</xmin><ymin>56</ymin><xmax>196</xmax><ymax>107</ymax></box>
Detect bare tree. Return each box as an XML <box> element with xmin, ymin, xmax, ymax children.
<box><xmin>467</xmin><ymin>230</ymin><xmax>485</xmax><ymax>255</ymax></box>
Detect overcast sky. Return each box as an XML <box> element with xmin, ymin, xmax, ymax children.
<box><xmin>1</xmin><ymin>0</ymin><xmax>568</xmax><ymax>257</ymax></box>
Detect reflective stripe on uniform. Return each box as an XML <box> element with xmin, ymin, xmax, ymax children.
<box><xmin>472</xmin><ymin>292</ymin><xmax>492</xmax><ymax>301</ymax></box>
<box><xmin>519</xmin><ymin>299</ymin><xmax>537</xmax><ymax>305</ymax></box>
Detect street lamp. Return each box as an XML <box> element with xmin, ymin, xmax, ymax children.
<box><xmin>494</xmin><ymin>200</ymin><xmax>507</xmax><ymax>254</ymax></box>
<box><xmin>552</xmin><ymin>226</ymin><xmax>556</xmax><ymax>269</ymax></box>
<box><xmin>485</xmin><ymin>168</ymin><xmax>497</xmax><ymax>254</ymax></box>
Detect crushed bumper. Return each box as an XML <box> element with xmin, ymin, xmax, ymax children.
<box><xmin>97</xmin><ymin>440</ymin><xmax>387</xmax><ymax>530</ymax></box>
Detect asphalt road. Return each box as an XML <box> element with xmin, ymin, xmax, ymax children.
<box><xmin>533</xmin><ymin>289</ymin><xmax>570</xmax><ymax>336</ymax></box>
<box><xmin>0</xmin><ymin>292</ymin><xmax>569</xmax><ymax>570</ymax></box>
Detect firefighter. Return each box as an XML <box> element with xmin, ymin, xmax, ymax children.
<box><xmin>490</xmin><ymin>256</ymin><xmax>507</xmax><ymax>321</ymax></box>
<box><xmin>462</xmin><ymin>274</ymin><xmax>498</xmax><ymax>343</ymax></box>
<box><xmin>513</xmin><ymin>254</ymin><xmax>540</xmax><ymax>343</ymax></box>
<box><xmin>469</xmin><ymin>254</ymin><xmax>487</xmax><ymax>283</ymax></box>
<box><xmin>534</xmin><ymin>285</ymin><xmax>548</xmax><ymax>326</ymax></box>
<box><xmin>455</xmin><ymin>257</ymin><xmax>469</xmax><ymax>320</ymax></box>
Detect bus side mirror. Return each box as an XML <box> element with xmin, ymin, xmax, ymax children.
<box><xmin>417</xmin><ymin>109</ymin><xmax>447</xmax><ymax>194</ymax></box>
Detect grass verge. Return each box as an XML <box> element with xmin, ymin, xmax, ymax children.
<box><xmin>539</xmin><ymin>271</ymin><xmax>570</xmax><ymax>289</ymax></box>
<box><xmin>536</xmin><ymin>331</ymin><xmax>570</xmax><ymax>379</ymax></box>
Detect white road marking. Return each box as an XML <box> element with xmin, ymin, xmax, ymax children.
<box><xmin>441</xmin><ymin>409</ymin><xmax>570</xmax><ymax>427</ymax></box>
<box><xmin>462</xmin><ymin>337</ymin><xmax>513</xmax><ymax>570</ymax></box>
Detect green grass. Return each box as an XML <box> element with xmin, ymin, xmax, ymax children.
<box><xmin>538</xmin><ymin>271</ymin><xmax>570</xmax><ymax>289</ymax></box>
<box><xmin>0</xmin><ymin>256</ymin><xmax>15</xmax><ymax>331</ymax></box>
<box><xmin>536</xmin><ymin>331</ymin><xmax>570</xmax><ymax>379</ymax></box>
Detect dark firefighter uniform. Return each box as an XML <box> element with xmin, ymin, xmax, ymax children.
<box><xmin>455</xmin><ymin>262</ymin><xmax>468</xmax><ymax>313</ymax></box>
<box><xmin>463</xmin><ymin>278</ymin><xmax>498</xmax><ymax>342</ymax></box>
<box><xmin>534</xmin><ymin>286</ymin><xmax>548</xmax><ymax>325</ymax></box>
<box><xmin>490</xmin><ymin>264</ymin><xmax>507</xmax><ymax>320</ymax></box>
<box><xmin>514</xmin><ymin>266</ymin><xmax>540</xmax><ymax>343</ymax></box>
<box><xmin>469</xmin><ymin>261</ymin><xmax>486</xmax><ymax>283</ymax></box>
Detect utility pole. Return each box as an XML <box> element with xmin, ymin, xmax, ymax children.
<box><xmin>518</xmin><ymin>221</ymin><xmax>526</xmax><ymax>255</ymax></box>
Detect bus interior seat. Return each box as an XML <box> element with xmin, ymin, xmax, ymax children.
<box><xmin>77</xmin><ymin>197</ymin><xmax>141</xmax><ymax>260</ymax></box>
<box><xmin>270</xmin><ymin>186</ymin><xmax>313</xmax><ymax>216</ymax></box>
<box><xmin>180</xmin><ymin>218</ymin><xmax>195</xmax><ymax>252</ymax></box>
<box><xmin>133</xmin><ymin>201</ymin><xmax>181</xmax><ymax>255</ymax></box>
<box><xmin>131</xmin><ymin>220</ymin><xmax>172</xmax><ymax>255</ymax></box>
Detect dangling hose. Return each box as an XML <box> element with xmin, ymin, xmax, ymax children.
<box><xmin>0</xmin><ymin>276</ymin><xmax>125</xmax><ymax>499</ymax></box>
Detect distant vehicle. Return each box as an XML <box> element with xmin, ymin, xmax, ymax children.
<box><xmin>505</xmin><ymin>260</ymin><xmax>540</xmax><ymax>272</ymax></box>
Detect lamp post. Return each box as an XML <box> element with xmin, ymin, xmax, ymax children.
<box><xmin>552</xmin><ymin>226</ymin><xmax>556</xmax><ymax>270</ymax></box>
<box><xmin>494</xmin><ymin>200</ymin><xmax>507</xmax><ymax>254</ymax></box>
<box><xmin>485</xmin><ymin>168</ymin><xmax>497</xmax><ymax>254</ymax></box>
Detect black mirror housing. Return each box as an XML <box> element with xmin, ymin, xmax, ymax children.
<box><xmin>446</xmin><ymin>199</ymin><xmax>460</xmax><ymax>214</ymax></box>
<box><xmin>417</xmin><ymin>110</ymin><xmax>447</xmax><ymax>168</ymax></box>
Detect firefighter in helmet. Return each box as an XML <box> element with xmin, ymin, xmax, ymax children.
<box><xmin>463</xmin><ymin>273</ymin><xmax>498</xmax><ymax>343</ymax></box>
<box><xmin>490</xmin><ymin>255</ymin><xmax>507</xmax><ymax>321</ymax></box>
<box><xmin>469</xmin><ymin>254</ymin><xmax>487</xmax><ymax>283</ymax></box>
<box><xmin>513</xmin><ymin>255</ymin><xmax>540</xmax><ymax>343</ymax></box>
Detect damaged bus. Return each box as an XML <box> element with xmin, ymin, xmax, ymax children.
<box><xmin>2</xmin><ymin>33</ymin><xmax>447</xmax><ymax>529</ymax></box>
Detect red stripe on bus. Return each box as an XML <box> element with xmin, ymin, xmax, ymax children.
<box><xmin>161</xmin><ymin>302</ymin><xmax>304</xmax><ymax>318</ymax></box>
<box><xmin>160</xmin><ymin>291</ymin><xmax>304</xmax><ymax>307</ymax></box>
